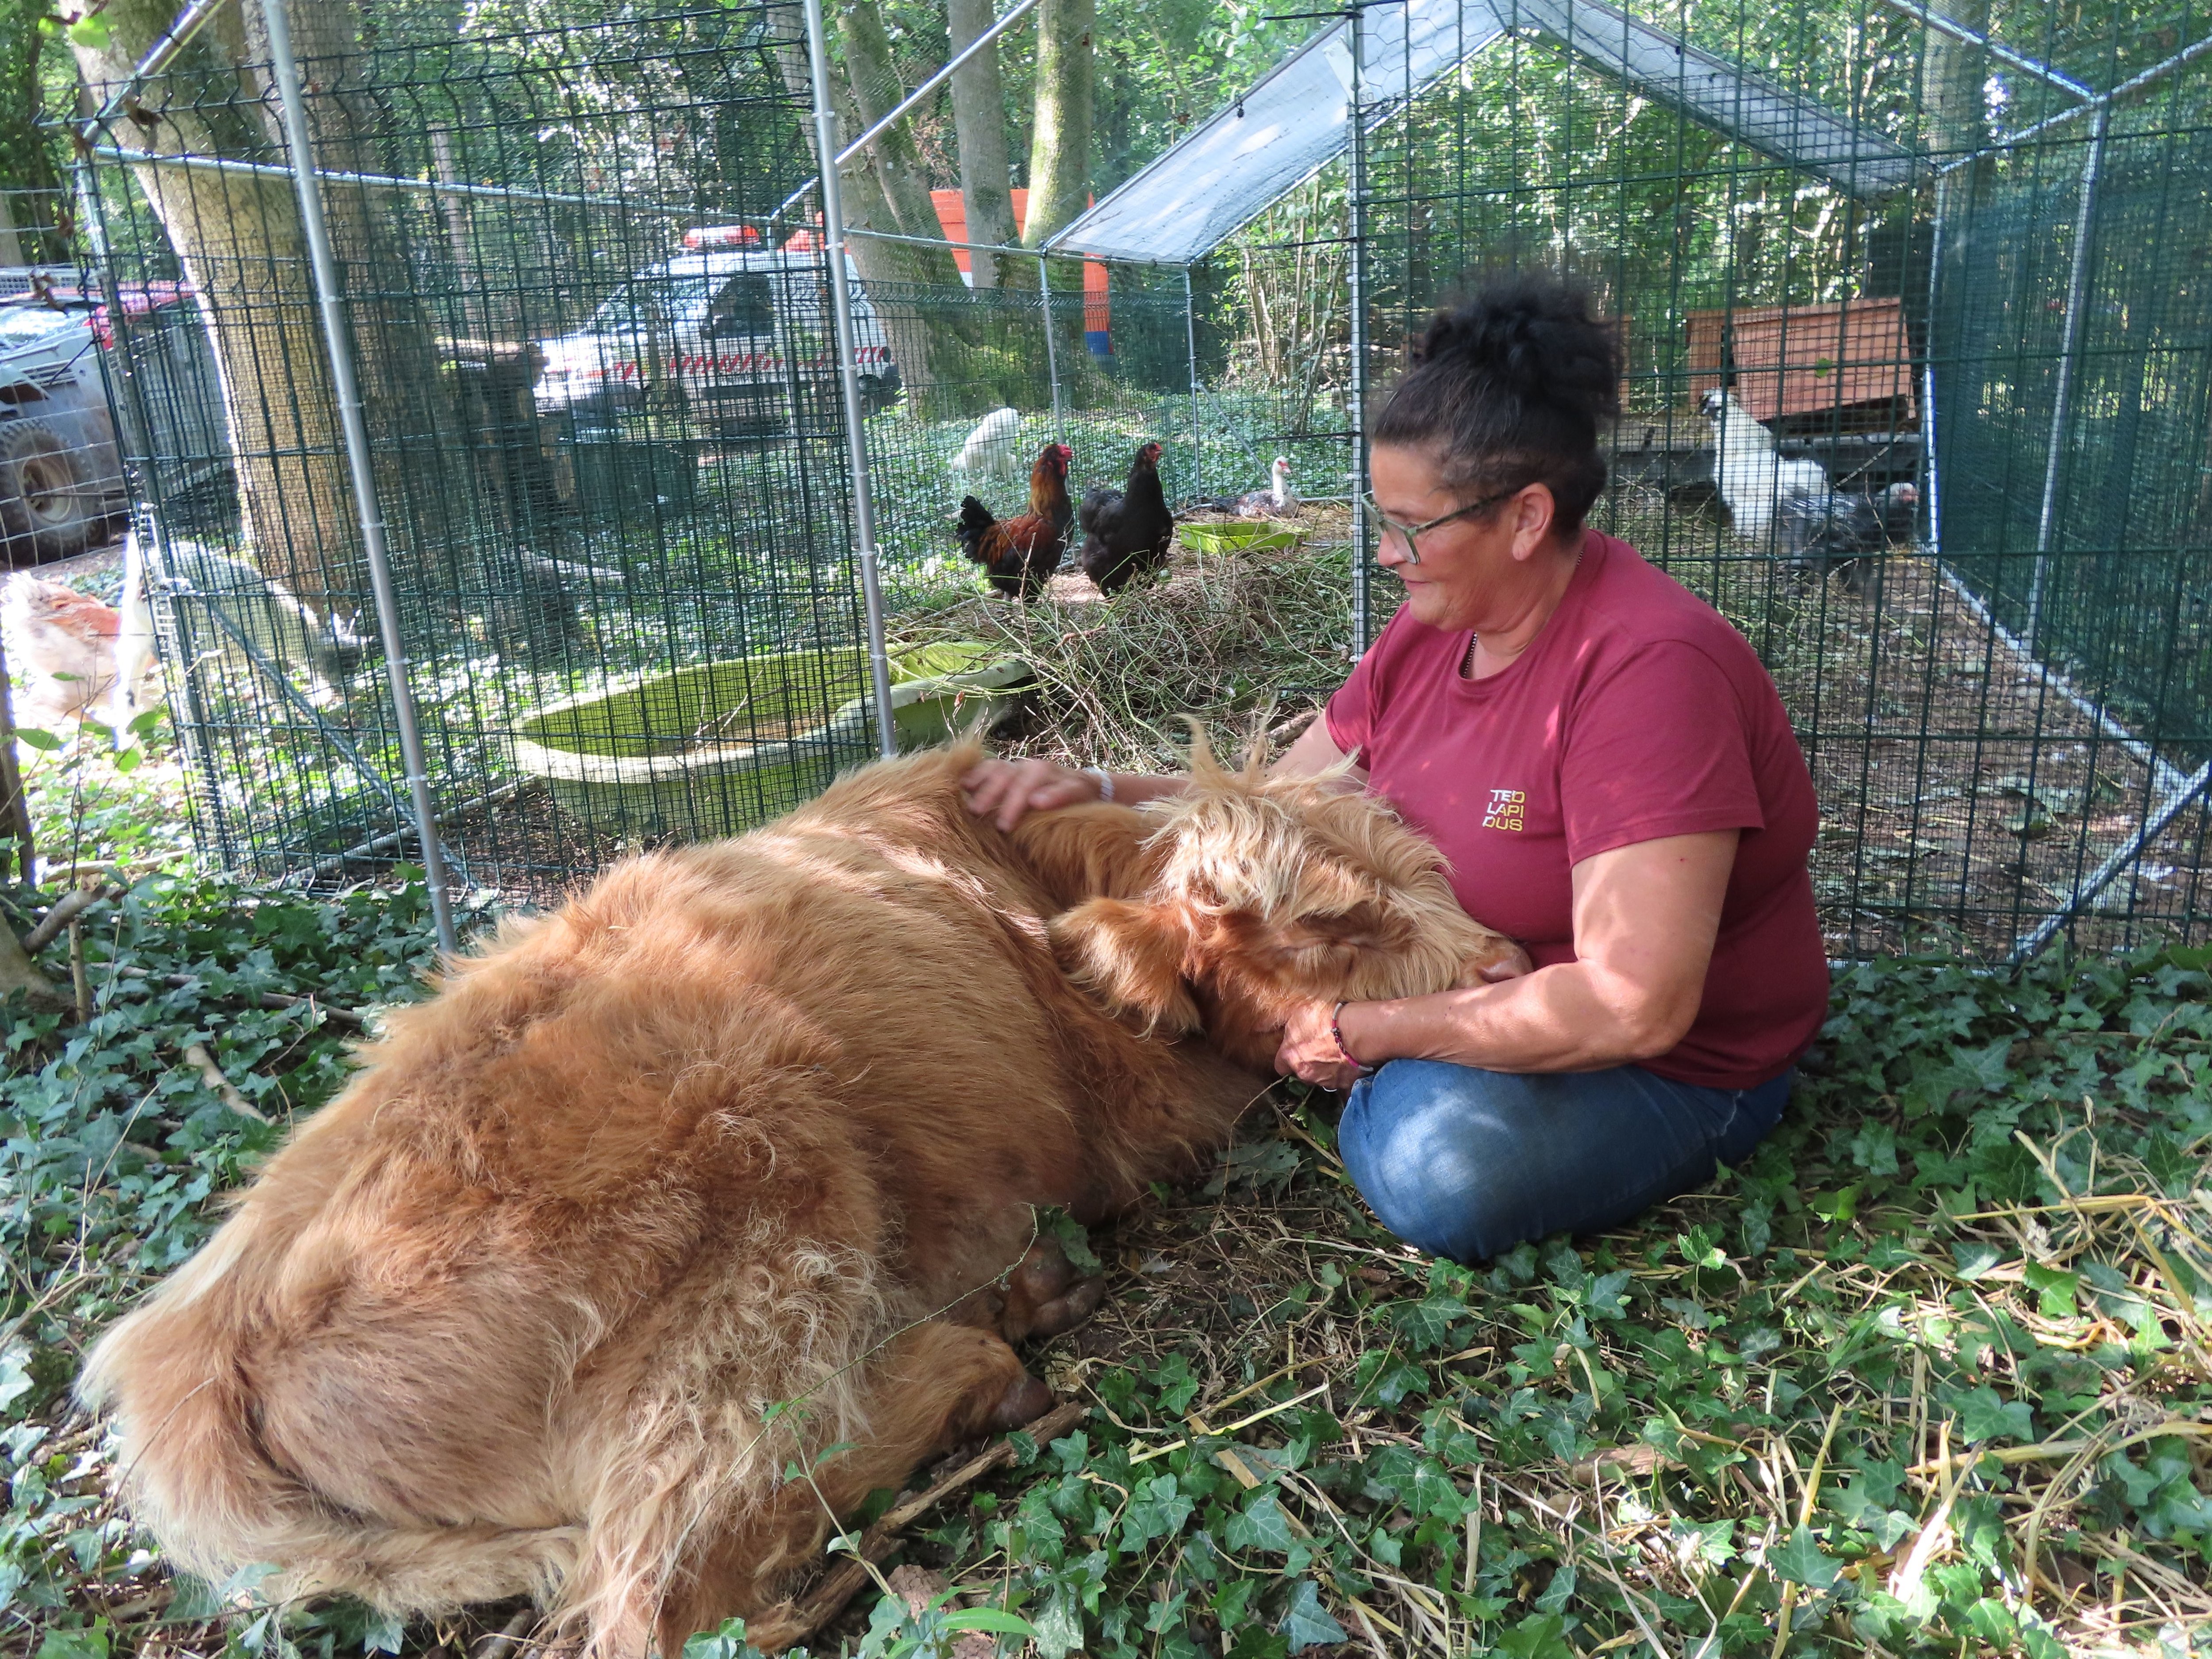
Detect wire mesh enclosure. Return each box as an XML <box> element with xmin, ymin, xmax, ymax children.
<box><xmin>937</xmin><ymin>0</ymin><xmax>2212</xmax><ymax>962</ymax></box>
<box><xmin>77</xmin><ymin>0</ymin><xmax>907</xmax><ymax>901</ymax></box>
<box><xmin>64</xmin><ymin>0</ymin><xmax>2212</xmax><ymax>961</ymax></box>
<box><xmin>1173</xmin><ymin>0</ymin><xmax>2212</xmax><ymax>960</ymax></box>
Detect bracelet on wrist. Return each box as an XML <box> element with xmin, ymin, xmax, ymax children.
<box><xmin>1330</xmin><ymin>1000</ymin><xmax>1372</xmax><ymax>1071</ymax></box>
<box><xmin>1080</xmin><ymin>767</ymin><xmax>1115</xmax><ymax>803</ymax></box>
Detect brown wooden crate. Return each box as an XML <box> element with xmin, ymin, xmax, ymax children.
<box><xmin>1683</xmin><ymin>298</ymin><xmax>1916</xmax><ymax>426</ymax></box>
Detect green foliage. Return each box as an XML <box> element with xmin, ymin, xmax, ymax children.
<box><xmin>903</xmin><ymin>944</ymin><xmax>2212</xmax><ymax>1656</ymax></box>
<box><xmin>4</xmin><ymin>851</ymin><xmax>2208</xmax><ymax>1658</ymax></box>
<box><xmin>0</xmin><ymin>863</ymin><xmax>443</xmax><ymax>1652</ymax></box>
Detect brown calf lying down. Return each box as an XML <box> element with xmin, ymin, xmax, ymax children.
<box><xmin>82</xmin><ymin>740</ymin><xmax>1513</xmax><ymax>1657</ymax></box>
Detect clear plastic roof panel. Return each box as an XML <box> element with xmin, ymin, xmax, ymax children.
<box><xmin>1047</xmin><ymin>0</ymin><xmax>1925</xmax><ymax>265</ymax></box>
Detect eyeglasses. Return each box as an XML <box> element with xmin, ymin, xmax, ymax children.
<box><xmin>1360</xmin><ymin>487</ymin><xmax>1518</xmax><ymax>565</ymax></box>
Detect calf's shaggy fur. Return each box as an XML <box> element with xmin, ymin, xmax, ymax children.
<box><xmin>81</xmin><ymin>741</ymin><xmax>1513</xmax><ymax>1657</ymax></box>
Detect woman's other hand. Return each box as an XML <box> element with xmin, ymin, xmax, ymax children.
<box><xmin>1275</xmin><ymin>999</ymin><xmax>1363</xmax><ymax>1092</ymax></box>
<box><xmin>961</xmin><ymin>758</ymin><xmax>1103</xmax><ymax>832</ymax></box>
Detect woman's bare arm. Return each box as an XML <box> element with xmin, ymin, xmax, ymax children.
<box><xmin>1268</xmin><ymin>712</ymin><xmax>1367</xmax><ymax>785</ymax></box>
<box><xmin>1277</xmin><ymin>830</ymin><xmax>1738</xmax><ymax>1086</ymax></box>
<box><xmin>961</xmin><ymin>711</ymin><xmax>1360</xmax><ymax>831</ymax></box>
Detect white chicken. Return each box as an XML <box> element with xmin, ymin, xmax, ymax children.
<box><xmin>1700</xmin><ymin>389</ymin><xmax>1828</xmax><ymax>540</ymax></box>
<box><xmin>1199</xmin><ymin>456</ymin><xmax>1296</xmax><ymax>518</ymax></box>
<box><xmin>948</xmin><ymin>407</ymin><xmax>1023</xmax><ymax>484</ymax></box>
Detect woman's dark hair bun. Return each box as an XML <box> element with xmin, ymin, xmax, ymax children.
<box><xmin>1375</xmin><ymin>269</ymin><xmax>1621</xmax><ymax>534</ymax></box>
<box><xmin>1412</xmin><ymin>273</ymin><xmax>1622</xmax><ymax>424</ymax></box>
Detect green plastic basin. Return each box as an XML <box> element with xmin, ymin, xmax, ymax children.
<box><xmin>1178</xmin><ymin>521</ymin><xmax>1304</xmax><ymax>554</ymax></box>
<box><xmin>512</xmin><ymin>642</ymin><xmax>1029</xmax><ymax>837</ymax></box>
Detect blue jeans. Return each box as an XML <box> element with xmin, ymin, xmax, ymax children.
<box><xmin>1337</xmin><ymin>1060</ymin><xmax>1796</xmax><ymax>1264</ymax></box>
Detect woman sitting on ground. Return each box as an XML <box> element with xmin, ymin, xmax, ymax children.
<box><xmin>962</xmin><ymin>269</ymin><xmax>1830</xmax><ymax>1267</ymax></box>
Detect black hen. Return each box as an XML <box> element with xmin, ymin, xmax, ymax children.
<box><xmin>1777</xmin><ymin>481</ymin><xmax>1919</xmax><ymax>595</ymax></box>
<box><xmin>1078</xmin><ymin>442</ymin><xmax>1175</xmax><ymax>594</ymax></box>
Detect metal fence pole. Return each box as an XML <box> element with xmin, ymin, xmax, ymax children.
<box><xmin>1038</xmin><ymin>253</ymin><xmax>1064</xmax><ymax>435</ymax></box>
<box><xmin>2025</xmin><ymin>106</ymin><xmax>2108</xmax><ymax>654</ymax></box>
<box><xmin>1920</xmin><ymin>184</ymin><xmax>1947</xmax><ymax>560</ymax></box>
<box><xmin>260</xmin><ymin>0</ymin><xmax>458</xmax><ymax>953</ymax></box>
<box><xmin>2008</xmin><ymin>760</ymin><xmax>2212</xmax><ymax>960</ymax></box>
<box><xmin>1184</xmin><ymin>264</ymin><xmax>1201</xmax><ymax>502</ymax></box>
<box><xmin>803</xmin><ymin>0</ymin><xmax>897</xmax><ymax>760</ymax></box>
<box><xmin>1346</xmin><ymin>0</ymin><xmax>1372</xmax><ymax>658</ymax></box>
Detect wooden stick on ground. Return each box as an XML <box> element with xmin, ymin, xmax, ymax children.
<box><xmin>470</xmin><ymin>1605</ymin><xmax>538</xmax><ymax>1659</ymax></box>
<box><xmin>182</xmin><ymin>1042</ymin><xmax>268</xmax><ymax>1122</ymax></box>
<box><xmin>21</xmin><ymin>886</ymin><xmax>108</xmax><ymax>954</ymax></box>
<box><xmin>744</xmin><ymin>1400</ymin><xmax>1087</xmax><ymax>1654</ymax></box>
<box><xmin>67</xmin><ymin>921</ymin><xmax>89</xmax><ymax>1023</ymax></box>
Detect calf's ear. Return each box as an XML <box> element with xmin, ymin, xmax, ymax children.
<box><xmin>1049</xmin><ymin>899</ymin><xmax>1201</xmax><ymax>1035</ymax></box>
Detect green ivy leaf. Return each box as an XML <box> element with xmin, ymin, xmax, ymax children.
<box><xmin>1492</xmin><ymin>1613</ymin><xmax>1576</xmax><ymax>1659</ymax></box>
<box><xmin>1951</xmin><ymin>1241</ymin><xmax>2005</xmax><ymax>1280</ymax></box>
<box><xmin>1119</xmin><ymin>1473</ymin><xmax>1195</xmax><ymax>1551</ymax></box>
<box><xmin>1225</xmin><ymin>1627</ymin><xmax>1288</xmax><ymax>1659</ymax></box>
<box><xmin>1030</xmin><ymin>1590</ymin><xmax>1085</xmax><ymax>1659</ymax></box>
<box><xmin>1953</xmin><ymin>1385</ymin><xmax>2033</xmax><ymax>1444</ymax></box>
<box><xmin>1035</xmin><ymin>1207</ymin><xmax>1101</xmax><ymax>1275</ymax></box>
<box><xmin>2022</xmin><ymin>1262</ymin><xmax>2079</xmax><ymax>1319</ymax></box>
<box><xmin>1768</xmin><ymin>1525</ymin><xmax>1842</xmax><ymax>1589</ymax></box>
<box><xmin>1275</xmin><ymin>1579</ymin><xmax>1344</xmax><ymax>1652</ymax></box>
<box><xmin>1224</xmin><ymin>1490</ymin><xmax>1296</xmax><ymax>1554</ymax></box>
<box><xmin>37</xmin><ymin>1625</ymin><xmax>110</xmax><ymax>1659</ymax></box>
<box><xmin>1585</xmin><ymin>1270</ymin><xmax>1632</xmax><ymax>1319</ymax></box>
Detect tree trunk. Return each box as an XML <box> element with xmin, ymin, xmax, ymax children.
<box><xmin>834</xmin><ymin>0</ymin><xmax>966</xmax><ymax>288</ymax></box>
<box><xmin>946</xmin><ymin>0</ymin><xmax>1016</xmax><ymax>290</ymax></box>
<box><xmin>74</xmin><ymin>0</ymin><xmax>358</xmax><ymax>611</ymax></box>
<box><xmin>768</xmin><ymin>1</ymin><xmax>980</xmax><ymax>414</ymax></box>
<box><xmin>73</xmin><ymin>0</ymin><xmax>443</xmax><ymax>618</ymax></box>
<box><xmin>1922</xmin><ymin>0</ymin><xmax>1989</xmax><ymax>164</ymax></box>
<box><xmin>1021</xmin><ymin>0</ymin><xmax>1094</xmax><ymax>253</ymax></box>
<box><xmin>0</xmin><ymin>0</ymin><xmax>68</xmax><ymax>264</ymax></box>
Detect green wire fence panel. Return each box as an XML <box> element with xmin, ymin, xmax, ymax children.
<box><xmin>1333</xmin><ymin>0</ymin><xmax>2211</xmax><ymax>959</ymax></box>
<box><xmin>62</xmin><ymin>0</ymin><xmax>2212</xmax><ymax>957</ymax></box>
<box><xmin>79</xmin><ymin>0</ymin><xmax>888</xmax><ymax>898</ymax></box>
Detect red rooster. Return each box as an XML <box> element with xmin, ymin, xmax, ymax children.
<box><xmin>956</xmin><ymin>442</ymin><xmax>1073</xmax><ymax>600</ymax></box>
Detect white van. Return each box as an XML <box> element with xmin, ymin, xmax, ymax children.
<box><xmin>533</xmin><ymin>227</ymin><xmax>901</xmax><ymax>439</ymax></box>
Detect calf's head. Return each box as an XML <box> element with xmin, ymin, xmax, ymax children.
<box><xmin>1048</xmin><ymin>737</ymin><xmax>1517</xmax><ymax>1069</ymax></box>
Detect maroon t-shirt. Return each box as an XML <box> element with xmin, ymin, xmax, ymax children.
<box><xmin>1325</xmin><ymin>530</ymin><xmax>1828</xmax><ymax>1089</ymax></box>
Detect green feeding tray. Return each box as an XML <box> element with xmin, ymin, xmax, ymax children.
<box><xmin>1178</xmin><ymin>521</ymin><xmax>1304</xmax><ymax>554</ymax></box>
<box><xmin>512</xmin><ymin>642</ymin><xmax>1029</xmax><ymax>837</ymax></box>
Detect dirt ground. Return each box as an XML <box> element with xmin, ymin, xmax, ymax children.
<box><xmin>1697</xmin><ymin>552</ymin><xmax>2208</xmax><ymax>960</ymax></box>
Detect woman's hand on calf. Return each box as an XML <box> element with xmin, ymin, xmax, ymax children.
<box><xmin>1275</xmin><ymin>998</ymin><xmax>1366</xmax><ymax>1091</ymax></box>
<box><xmin>961</xmin><ymin>758</ymin><xmax>1104</xmax><ymax>831</ymax></box>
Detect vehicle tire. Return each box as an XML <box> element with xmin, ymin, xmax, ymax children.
<box><xmin>0</xmin><ymin>421</ymin><xmax>96</xmax><ymax>561</ymax></box>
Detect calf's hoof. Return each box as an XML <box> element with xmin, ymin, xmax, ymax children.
<box><xmin>1026</xmin><ymin>1274</ymin><xmax>1106</xmax><ymax>1337</ymax></box>
<box><xmin>1002</xmin><ymin>1239</ymin><xmax>1107</xmax><ymax>1341</ymax></box>
<box><xmin>991</xmin><ymin>1371</ymin><xmax>1056</xmax><ymax>1430</ymax></box>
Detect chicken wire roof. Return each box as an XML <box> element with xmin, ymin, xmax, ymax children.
<box><xmin>1045</xmin><ymin>0</ymin><xmax>1925</xmax><ymax>265</ymax></box>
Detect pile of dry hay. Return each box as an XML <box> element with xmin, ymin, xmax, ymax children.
<box><xmin>894</xmin><ymin>523</ymin><xmax>1362</xmax><ymax>774</ymax></box>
